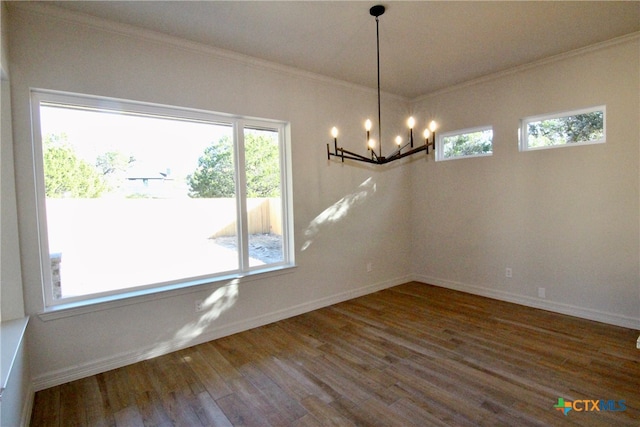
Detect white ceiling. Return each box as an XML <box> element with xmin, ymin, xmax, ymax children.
<box><xmin>47</xmin><ymin>1</ymin><xmax>640</xmax><ymax>99</ymax></box>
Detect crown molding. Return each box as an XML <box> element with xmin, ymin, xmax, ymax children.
<box><xmin>9</xmin><ymin>2</ymin><xmax>408</xmax><ymax>103</ymax></box>
<box><xmin>412</xmin><ymin>31</ymin><xmax>640</xmax><ymax>103</ymax></box>
<box><xmin>10</xmin><ymin>2</ymin><xmax>635</xmax><ymax>106</ymax></box>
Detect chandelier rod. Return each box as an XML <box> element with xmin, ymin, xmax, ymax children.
<box><xmin>375</xmin><ymin>10</ymin><xmax>382</xmax><ymax>159</ymax></box>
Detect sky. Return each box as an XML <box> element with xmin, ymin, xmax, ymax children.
<box><xmin>39</xmin><ymin>104</ymin><xmax>232</xmax><ymax>179</ymax></box>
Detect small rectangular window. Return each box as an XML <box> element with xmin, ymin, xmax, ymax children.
<box><xmin>436</xmin><ymin>126</ymin><xmax>493</xmax><ymax>161</ymax></box>
<box><xmin>520</xmin><ymin>106</ymin><xmax>606</xmax><ymax>151</ymax></box>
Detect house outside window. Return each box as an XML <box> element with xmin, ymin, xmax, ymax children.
<box><xmin>31</xmin><ymin>90</ymin><xmax>293</xmax><ymax>307</ymax></box>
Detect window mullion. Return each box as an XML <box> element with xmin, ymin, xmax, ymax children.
<box><xmin>277</xmin><ymin>124</ymin><xmax>292</xmax><ymax>264</ymax></box>
<box><xmin>234</xmin><ymin>122</ymin><xmax>250</xmax><ymax>272</ymax></box>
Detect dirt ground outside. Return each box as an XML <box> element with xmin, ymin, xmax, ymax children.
<box><xmin>213</xmin><ymin>233</ymin><xmax>283</xmax><ymax>265</ymax></box>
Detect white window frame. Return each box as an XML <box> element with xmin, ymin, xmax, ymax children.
<box><xmin>520</xmin><ymin>105</ymin><xmax>606</xmax><ymax>151</ymax></box>
<box><xmin>436</xmin><ymin>125</ymin><xmax>493</xmax><ymax>161</ymax></box>
<box><xmin>31</xmin><ymin>89</ymin><xmax>294</xmax><ymax>311</ymax></box>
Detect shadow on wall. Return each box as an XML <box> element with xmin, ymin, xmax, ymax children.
<box><xmin>301</xmin><ymin>177</ymin><xmax>376</xmax><ymax>251</ymax></box>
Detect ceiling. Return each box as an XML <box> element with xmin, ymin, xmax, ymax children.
<box><xmin>46</xmin><ymin>1</ymin><xmax>640</xmax><ymax>99</ymax></box>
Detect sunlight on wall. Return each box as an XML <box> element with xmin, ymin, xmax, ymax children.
<box><xmin>301</xmin><ymin>177</ymin><xmax>376</xmax><ymax>251</ymax></box>
<box><xmin>146</xmin><ymin>279</ymin><xmax>239</xmax><ymax>358</ymax></box>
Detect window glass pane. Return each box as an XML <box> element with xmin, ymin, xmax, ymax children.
<box><xmin>524</xmin><ymin>107</ymin><xmax>605</xmax><ymax>150</ymax></box>
<box><xmin>439</xmin><ymin>127</ymin><xmax>493</xmax><ymax>161</ymax></box>
<box><xmin>40</xmin><ymin>103</ymin><xmax>238</xmax><ymax>300</ymax></box>
<box><xmin>244</xmin><ymin>127</ymin><xmax>284</xmax><ymax>267</ymax></box>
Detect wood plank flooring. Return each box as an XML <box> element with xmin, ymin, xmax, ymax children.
<box><xmin>30</xmin><ymin>282</ymin><xmax>640</xmax><ymax>426</ymax></box>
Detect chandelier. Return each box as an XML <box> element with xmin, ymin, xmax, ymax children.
<box><xmin>327</xmin><ymin>5</ymin><xmax>438</xmax><ymax>165</ymax></box>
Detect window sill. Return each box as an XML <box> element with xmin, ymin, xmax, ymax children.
<box><xmin>38</xmin><ymin>264</ymin><xmax>296</xmax><ymax>321</ymax></box>
<box><xmin>1</xmin><ymin>316</ymin><xmax>29</xmax><ymax>399</ymax></box>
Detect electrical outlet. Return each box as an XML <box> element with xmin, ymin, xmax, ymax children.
<box><xmin>195</xmin><ymin>300</ymin><xmax>205</xmax><ymax>312</ymax></box>
<box><xmin>366</xmin><ymin>262</ymin><xmax>373</xmax><ymax>273</ymax></box>
<box><xmin>538</xmin><ymin>287</ymin><xmax>546</xmax><ymax>299</ymax></box>
<box><xmin>505</xmin><ymin>267</ymin><xmax>512</xmax><ymax>278</ymax></box>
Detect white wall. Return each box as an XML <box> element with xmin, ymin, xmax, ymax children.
<box><xmin>7</xmin><ymin>3</ymin><xmax>639</xmax><ymax>393</ymax></box>
<box><xmin>1</xmin><ymin>3</ymin><xmax>32</xmax><ymax>425</ymax></box>
<box><xmin>1</xmin><ymin>0</ymin><xmax>24</xmax><ymax>322</ymax></box>
<box><xmin>8</xmin><ymin>4</ymin><xmax>413</xmax><ymax>389</ymax></box>
<box><xmin>410</xmin><ymin>37</ymin><xmax>640</xmax><ymax>328</ymax></box>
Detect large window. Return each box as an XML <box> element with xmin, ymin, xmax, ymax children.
<box><xmin>520</xmin><ymin>106</ymin><xmax>606</xmax><ymax>151</ymax></box>
<box><xmin>31</xmin><ymin>90</ymin><xmax>293</xmax><ymax>307</ymax></box>
<box><xmin>436</xmin><ymin>126</ymin><xmax>493</xmax><ymax>161</ymax></box>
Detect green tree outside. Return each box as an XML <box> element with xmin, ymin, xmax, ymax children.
<box><xmin>244</xmin><ymin>131</ymin><xmax>280</xmax><ymax>198</ymax></box>
<box><xmin>95</xmin><ymin>151</ymin><xmax>136</xmax><ymax>191</ymax></box>
<box><xmin>43</xmin><ymin>133</ymin><xmax>107</xmax><ymax>198</ymax></box>
<box><xmin>187</xmin><ymin>132</ymin><xmax>280</xmax><ymax>198</ymax></box>
<box><xmin>187</xmin><ymin>135</ymin><xmax>236</xmax><ymax>198</ymax></box>
<box><xmin>527</xmin><ymin>111</ymin><xmax>604</xmax><ymax>148</ymax></box>
<box><xmin>443</xmin><ymin>129</ymin><xmax>493</xmax><ymax>159</ymax></box>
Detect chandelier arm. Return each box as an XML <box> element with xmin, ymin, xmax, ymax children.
<box><xmin>330</xmin><ymin>144</ymin><xmax>435</xmax><ymax>165</ymax></box>
<box><xmin>384</xmin><ymin>144</ymin><xmax>434</xmax><ymax>163</ymax></box>
<box><xmin>329</xmin><ymin>150</ymin><xmax>379</xmax><ymax>164</ymax></box>
<box><xmin>386</xmin><ymin>143</ymin><xmax>408</xmax><ymax>160</ymax></box>
<box><xmin>327</xmin><ymin>141</ymin><xmax>376</xmax><ymax>162</ymax></box>
<box><xmin>344</xmin><ymin>148</ymin><xmax>380</xmax><ymax>163</ymax></box>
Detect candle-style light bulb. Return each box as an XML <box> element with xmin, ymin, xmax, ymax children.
<box><xmin>429</xmin><ymin>120</ymin><xmax>437</xmax><ymax>154</ymax></box>
<box><xmin>408</xmin><ymin>117</ymin><xmax>415</xmax><ymax>148</ymax></box>
<box><xmin>331</xmin><ymin>126</ymin><xmax>339</xmax><ymax>155</ymax></box>
<box><xmin>423</xmin><ymin>129</ymin><xmax>430</xmax><ymax>154</ymax></box>
<box><xmin>394</xmin><ymin>135</ymin><xmax>403</xmax><ymax>156</ymax></box>
<box><xmin>364</xmin><ymin>119</ymin><xmax>372</xmax><ymax>149</ymax></box>
<box><xmin>368</xmin><ymin>139</ymin><xmax>376</xmax><ymax>149</ymax></box>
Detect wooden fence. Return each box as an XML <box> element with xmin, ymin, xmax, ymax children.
<box><xmin>211</xmin><ymin>198</ymin><xmax>282</xmax><ymax>237</ymax></box>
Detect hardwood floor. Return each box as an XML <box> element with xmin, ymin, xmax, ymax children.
<box><xmin>30</xmin><ymin>282</ymin><xmax>639</xmax><ymax>426</ymax></box>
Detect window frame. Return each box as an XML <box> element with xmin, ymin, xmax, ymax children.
<box><xmin>519</xmin><ymin>105</ymin><xmax>606</xmax><ymax>152</ymax></box>
<box><xmin>31</xmin><ymin>89</ymin><xmax>295</xmax><ymax>311</ymax></box>
<box><xmin>436</xmin><ymin>125</ymin><xmax>494</xmax><ymax>162</ymax></box>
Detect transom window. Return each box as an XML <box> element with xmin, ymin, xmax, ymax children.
<box><xmin>520</xmin><ymin>105</ymin><xmax>606</xmax><ymax>151</ymax></box>
<box><xmin>436</xmin><ymin>126</ymin><xmax>493</xmax><ymax>161</ymax></box>
<box><xmin>31</xmin><ymin>90</ymin><xmax>293</xmax><ymax>307</ymax></box>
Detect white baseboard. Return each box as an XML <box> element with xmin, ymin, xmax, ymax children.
<box><xmin>412</xmin><ymin>274</ymin><xmax>640</xmax><ymax>330</ymax></box>
<box><xmin>32</xmin><ymin>275</ymin><xmax>410</xmax><ymax>391</ymax></box>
